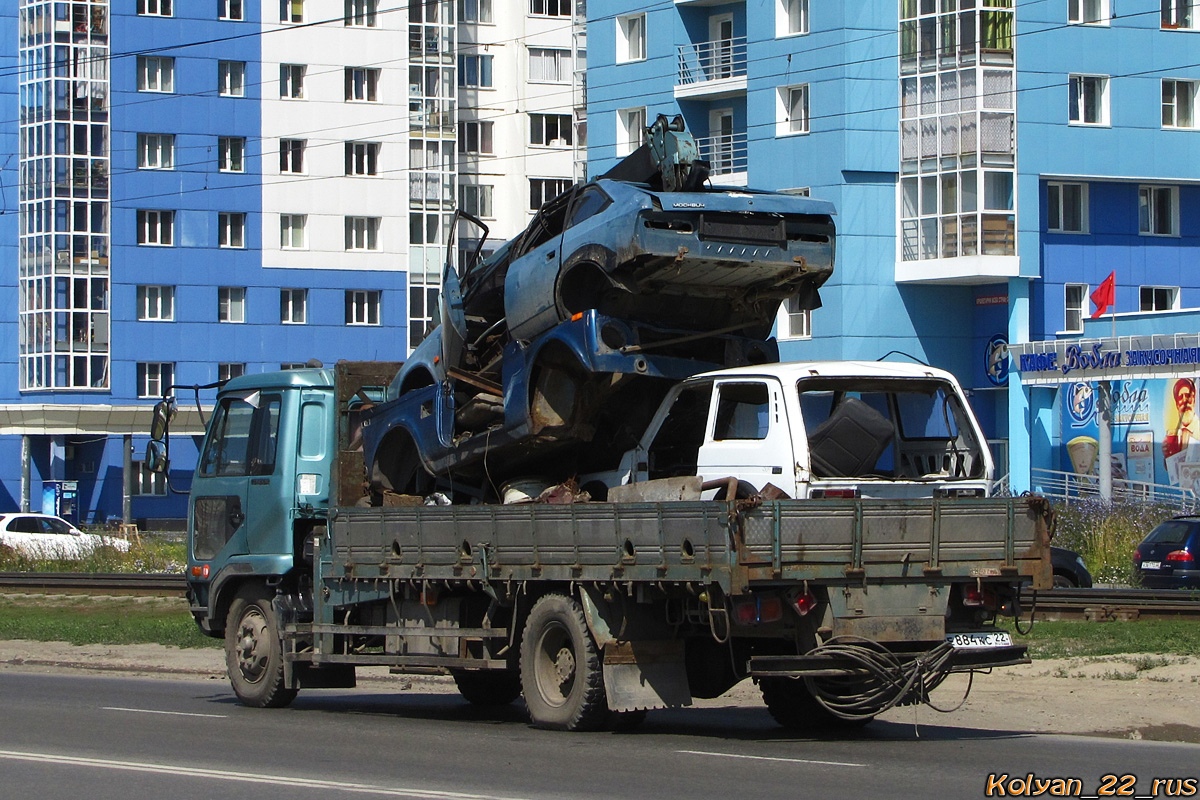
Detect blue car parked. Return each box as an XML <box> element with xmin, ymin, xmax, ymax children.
<box><xmin>1134</xmin><ymin>517</ymin><xmax>1200</xmax><ymax>589</ymax></box>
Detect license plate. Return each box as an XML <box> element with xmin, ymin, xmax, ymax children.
<box><xmin>1141</xmin><ymin>561</ymin><xmax>1162</xmax><ymax>570</ymax></box>
<box><xmin>946</xmin><ymin>631</ymin><xmax>1013</xmax><ymax>650</ymax></box>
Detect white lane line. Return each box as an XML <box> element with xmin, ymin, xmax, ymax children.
<box><xmin>676</xmin><ymin>749</ymin><xmax>866</xmax><ymax>768</ymax></box>
<box><xmin>0</xmin><ymin>749</ymin><xmax>534</xmax><ymax>800</ymax></box>
<box><xmin>102</xmin><ymin>706</ymin><xmax>227</xmax><ymax>719</ymax></box>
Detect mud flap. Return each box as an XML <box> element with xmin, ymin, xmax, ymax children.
<box><xmin>602</xmin><ymin>641</ymin><xmax>692</xmax><ymax>712</ymax></box>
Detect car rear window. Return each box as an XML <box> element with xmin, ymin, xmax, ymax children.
<box><xmin>1145</xmin><ymin>520</ymin><xmax>1195</xmax><ymax>546</ymax></box>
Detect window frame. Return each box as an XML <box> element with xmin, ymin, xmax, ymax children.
<box><xmin>218</xmin><ymin>363</ymin><xmax>247</xmax><ymax>382</ymax></box>
<box><xmin>616</xmin><ymin>14</ymin><xmax>646</xmax><ymax>63</ymax></box>
<box><xmin>219</xmin><ymin>212</ymin><xmax>247</xmax><ymax>248</ymax></box>
<box><xmin>458</xmin><ymin>120</ymin><xmax>494</xmax><ymax>155</ymax></box>
<box><xmin>137</xmin><ymin>56</ymin><xmax>175</xmax><ymax>93</ymax></box>
<box><xmin>137</xmin><ymin>362</ymin><xmax>175</xmax><ymax>399</ymax></box>
<box><xmin>528</xmin><ymin>48</ymin><xmax>571</xmax><ymax>84</ymax></box>
<box><xmin>530</xmin><ymin>0</ymin><xmax>570</xmax><ymax>18</ymax></box>
<box><xmin>280</xmin><ymin>288</ymin><xmax>308</xmax><ymax>324</ymax></box>
<box><xmin>459</xmin><ymin>0</ymin><xmax>493</xmax><ymax>23</ymax></box>
<box><xmin>1139</xmin><ymin>185</ymin><xmax>1179</xmax><ymax>237</ymax></box>
<box><xmin>345</xmin><ymin>141</ymin><xmax>381</xmax><ymax>176</ymax></box>
<box><xmin>345</xmin><ymin>67</ymin><xmax>381</xmax><ymax>103</ymax></box>
<box><xmin>218</xmin><ymin>136</ymin><xmax>246</xmax><ymax>173</ymax></box>
<box><xmin>345</xmin><ymin>289</ymin><xmax>382</xmax><ymax>325</ymax></box>
<box><xmin>1068</xmin><ymin>73</ymin><xmax>1109</xmax><ymax>126</ymax></box>
<box><xmin>219</xmin><ymin>60</ymin><xmax>246</xmax><ymax>97</ymax></box>
<box><xmin>137</xmin><ymin>133</ymin><xmax>175</xmax><ymax>170</ymax></box>
<box><xmin>1140</xmin><ymin>285</ymin><xmax>1181</xmax><ymax>312</ymax></box>
<box><xmin>1047</xmin><ymin>182</ymin><xmax>1088</xmax><ymax>234</ymax></box>
<box><xmin>345</xmin><ymin>216</ymin><xmax>382</xmax><ymax>251</ymax></box>
<box><xmin>776</xmin><ymin>0</ymin><xmax>808</xmax><ymax>37</ymax></box>
<box><xmin>281</xmin><ymin>0</ymin><xmax>304</xmax><ymax>23</ymax></box>
<box><xmin>136</xmin><ymin>285</ymin><xmax>175</xmax><ymax>322</ymax></box>
<box><xmin>1068</xmin><ymin>0</ymin><xmax>1108</xmax><ymax>25</ymax></box>
<box><xmin>777</xmin><ymin>83</ymin><xmax>810</xmax><ymax>136</ymax></box>
<box><xmin>218</xmin><ymin>286</ymin><xmax>246</xmax><ymax>323</ymax></box>
<box><xmin>459</xmin><ymin>184</ymin><xmax>495</xmax><ymax>218</ymax></box>
<box><xmin>218</xmin><ymin>0</ymin><xmax>244</xmax><ymax>21</ymax></box>
<box><xmin>131</xmin><ymin>459</ymin><xmax>167</xmax><ymax>496</ymax></box>
<box><xmin>1163</xmin><ymin>79</ymin><xmax>1198</xmax><ymax>129</ymax></box>
<box><xmin>1162</xmin><ymin>0</ymin><xmax>1200</xmax><ymax>29</ymax></box>
<box><xmin>777</xmin><ymin>295</ymin><xmax>812</xmax><ymax>340</ymax></box>
<box><xmin>529</xmin><ymin>177</ymin><xmax>573</xmax><ymax>211</ymax></box>
<box><xmin>137</xmin><ymin>209</ymin><xmax>175</xmax><ymax>246</ymax></box>
<box><xmin>345</xmin><ymin>0</ymin><xmax>379</xmax><ymax>27</ymax></box>
<box><xmin>459</xmin><ymin>54</ymin><xmax>495</xmax><ymax>88</ymax></box>
<box><xmin>616</xmin><ymin>107</ymin><xmax>646</xmax><ymax>157</ymax></box>
<box><xmin>280</xmin><ymin>64</ymin><xmax>306</xmax><ymax>99</ymax></box>
<box><xmin>1064</xmin><ymin>283</ymin><xmax>1087</xmax><ymax>333</ymax></box>
<box><xmin>280</xmin><ymin>138</ymin><xmax>306</xmax><ymax>174</ymax></box>
<box><xmin>529</xmin><ymin>113</ymin><xmax>574</xmax><ymax>148</ymax></box>
<box><xmin>137</xmin><ymin>0</ymin><xmax>173</xmax><ymax>17</ymax></box>
<box><xmin>280</xmin><ymin>213</ymin><xmax>308</xmax><ymax>249</ymax></box>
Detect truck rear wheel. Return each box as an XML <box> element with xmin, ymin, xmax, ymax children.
<box><xmin>225</xmin><ymin>586</ymin><xmax>297</xmax><ymax>709</ymax></box>
<box><xmin>520</xmin><ymin>594</ymin><xmax>610</xmax><ymax>731</ymax></box>
<box><xmin>759</xmin><ymin>677</ymin><xmax>870</xmax><ymax>730</ymax></box>
<box><xmin>451</xmin><ymin>669</ymin><xmax>523</xmax><ymax>706</ymax></box>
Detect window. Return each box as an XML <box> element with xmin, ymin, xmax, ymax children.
<box><xmin>198</xmin><ymin>395</ymin><xmax>281</xmax><ymax>479</ymax></box>
<box><xmin>778</xmin><ymin>295</ymin><xmax>811</xmax><ymax>339</ymax></box>
<box><xmin>137</xmin><ymin>0</ymin><xmax>172</xmax><ymax>16</ymax></box>
<box><xmin>137</xmin><ymin>362</ymin><xmax>174</xmax><ymax>398</ymax></box>
<box><xmin>281</xmin><ymin>289</ymin><xmax>308</xmax><ymax>324</ymax></box>
<box><xmin>459</xmin><ymin>0</ymin><xmax>493</xmax><ymax>23</ymax></box>
<box><xmin>280</xmin><ymin>139</ymin><xmax>306</xmax><ymax>174</ymax></box>
<box><xmin>530</xmin><ymin>113</ymin><xmax>573</xmax><ymax>147</ymax></box>
<box><xmin>530</xmin><ymin>0</ymin><xmax>569</xmax><ymax>16</ymax></box>
<box><xmin>617</xmin><ymin>14</ymin><xmax>646</xmax><ymax>62</ymax></box>
<box><xmin>1065</xmin><ymin>284</ymin><xmax>1087</xmax><ymax>333</ymax></box>
<box><xmin>458</xmin><ymin>121</ymin><xmax>494</xmax><ymax>154</ymax></box>
<box><xmin>1047</xmin><ymin>182</ymin><xmax>1087</xmax><ymax>233</ymax></box>
<box><xmin>777</xmin><ymin>84</ymin><xmax>809</xmax><ymax>135</ymax></box>
<box><xmin>137</xmin><ymin>56</ymin><xmax>175</xmax><ymax>93</ymax></box>
<box><xmin>344</xmin><ymin>141</ymin><xmax>380</xmax><ymax>176</ymax></box>
<box><xmin>137</xmin><ymin>285</ymin><xmax>175</xmax><ymax>321</ymax></box>
<box><xmin>280</xmin><ymin>64</ymin><xmax>306</xmax><ymax>99</ymax></box>
<box><xmin>714</xmin><ymin>383</ymin><xmax>770</xmax><ymax>441</ymax></box>
<box><xmin>137</xmin><ymin>210</ymin><xmax>174</xmax><ymax>246</ymax></box>
<box><xmin>219</xmin><ymin>0</ymin><xmax>244</xmax><ymax>20</ymax></box>
<box><xmin>219</xmin><ymin>61</ymin><xmax>246</xmax><ymax>97</ymax></box>
<box><xmin>345</xmin><ymin>216</ymin><xmax>381</xmax><ymax>251</ymax></box>
<box><xmin>1068</xmin><ymin>0</ymin><xmax>1107</xmax><ymax>24</ymax></box>
<box><xmin>137</xmin><ymin>133</ymin><xmax>174</xmax><ymax>169</ymax></box>
<box><xmin>777</xmin><ymin>0</ymin><xmax>808</xmax><ymax>36</ymax></box>
<box><xmin>529</xmin><ymin>178</ymin><xmax>572</xmax><ymax>210</ymax></box>
<box><xmin>131</xmin><ymin>460</ymin><xmax>167</xmax><ymax>496</ymax></box>
<box><xmin>219</xmin><ymin>287</ymin><xmax>246</xmax><ymax>323</ymax></box>
<box><xmin>459</xmin><ymin>55</ymin><xmax>494</xmax><ymax>88</ymax></box>
<box><xmin>1069</xmin><ymin>74</ymin><xmax>1108</xmax><ymax>125</ymax></box>
<box><xmin>346</xmin><ymin>290</ymin><xmax>382</xmax><ymax>325</ymax></box>
<box><xmin>459</xmin><ymin>184</ymin><xmax>494</xmax><ymax>218</ymax></box>
<box><xmin>1141</xmin><ymin>286</ymin><xmax>1180</xmax><ymax>311</ymax></box>
<box><xmin>280</xmin><ymin>362</ymin><xmax>308</xmax><ymax>370</ymax></box>
<box><xmin>1162</xmin><ymin>0</ymin><xmax>1199</xmax><ymax>29</ymax></box>
<box><xmin>345</xmin><ymin>0</ymin><xmax>378</xmax><ymax>26</ymax></box>
<box><xmin>218</xmin><ymin>136</ymin><xmax>246</xmax><ymax>172</ymax></box>
<box><xmin>1163</xmin><ymin>80</ymin><xmax>1197</xmax><ymax>129</ymax></box>
<box><xmin>345</xmin><ymin>68</ymin><xmax>380</xmax><ymax>102</ymax></box>
<box><xmin>219</xmin><ymin>212</ymin><xmax>246</xmax><ymax>248</ymax></box>
<box><xmin>617</xmin><ymin>107</ymin><xmax>645</xmax><ymax>156</ymax></box>
<box><xmin>529</xmin><ymin>48</ymin><xmax>571</xmax><ymax>83</ymax></box>
<box><xmin>219</xmin><ymin>363</ymin><xmax>246</xmax><ymax>382</ymax></box>
<box><xmin>1139</xmin><ymin>186</ymin><xmax>1178</xmax><ymax>236</ymax></box>
<box><xmin>281</xmin><ymin>0</ymin><xmax>304</xmax><ymax>22</ymax></box>
<box><xmin>280</xmin><ymin>214</ymin><xmax>307</xmax><ymax>249</ymax></box>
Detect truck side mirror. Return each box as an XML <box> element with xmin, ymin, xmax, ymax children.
<box><xmin>145</xmin><ymin>439</ymin><xmax>169</xmax><ymax>474</ymax></box>
<box><xmin>151</xmin><ymin>398</ymin><xmax>176</xmax><ymax>441</ymax></box>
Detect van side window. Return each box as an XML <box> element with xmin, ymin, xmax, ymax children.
<box><xmin>200</xmin><ymin>395</ymin><xmax>281</xmax><ymax>477</ymax></box>
<box><xmin>648</xmin><ymin>383</ymin><xmax>713</xmax><ymax>479</ymax></box>
<box><xmin>713</xmin><ymin>383</ymin><xmax>770</xmax><ymax>440</ymax></box>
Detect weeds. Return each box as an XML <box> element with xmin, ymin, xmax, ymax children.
<box><xmin>0</xmin><ymin>534</ymin><xmax>185</xmax><ymax>574</ymax></box>
<box><xmin>1100</xmin><ymin>670</ymin><xmax>1139</xmax><ymax>680</ymax></box>
<box><xmin>0</xmin><ymin>595</ymin><xmax>216</xmax><ymax>649</ymax></box>
<box><xmin>1051</xmin><ymin>499</ymin><xmax>1181</xmax><ymax>586</ymax></box>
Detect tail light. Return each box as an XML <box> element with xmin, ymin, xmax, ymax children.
<box><xmin>792</xmin><ymin>591</ymin><xmax>818</xmax><ymax>617</ymax></box>
<box><xmin>734</xmin><ymin>595</ymin><xmax>784</xmax><ymax>626</ymax></box>
<box><xmin>1133</xmin><ymin>548</ymin><xmax>1141</xmax><ymax>564</ymax></box>
<box><xmin>1166</xmin><ymin>550</ymin><xmax>1195</xmax><ymax>564</ymax></box>
<box><xmin>962</xmin><ymin>585</ymin><xmax>998</xmax><ymax>609</ymax></box>
<box><xmin>190</xmin><ymin>563</ymin><xmax>210</xmax><ymax>579</ymax></box>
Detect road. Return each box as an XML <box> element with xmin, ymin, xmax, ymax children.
<box><xmin>1</xmin><ymin>671</ymin><xmax>1198</xmax><ymax>800</ymax></box>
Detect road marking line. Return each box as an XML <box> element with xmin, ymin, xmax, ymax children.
<box><xmin>0</xmin><ymin>749</ymin><xmax>534</xmax><ymax>800</ymax></box>
<box><xmin>676</xmin><ymin>749</ymin><xmax>866</xmax><ymax>768</ymax></box>
<box><xmin>101</xmin><ymin>706</ymin><xmax>227</xmax><ymax>719</ymax></box>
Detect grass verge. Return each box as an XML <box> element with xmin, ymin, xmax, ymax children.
<box><xmin>1006</xmin><ymin>618</ymin><xmax>1200</xmax><ymax>659</ymax></box>
<box><xmin>0</xmin><ymin>595</ymin><xmax>219</xmax><ymax>649</ymax></box>
<box><xmin>0</xmin><ymin>535</ymin><xmax>187</xmax><ymax>574</ymax></box>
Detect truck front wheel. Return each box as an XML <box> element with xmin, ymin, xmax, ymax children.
<box><xmin>225</xmin><ymin>586</ymin><xmax>298</xmax><ymax>709</ymax></box>
<box><xmin>520</xmin><ymin>594</ymin><xmax>609</xmax><ymax>731</ymax></box>
<box><xmin>451</xmin><ymin>669</ymin><xmax>523</xmax><ymax>706</ymax></box>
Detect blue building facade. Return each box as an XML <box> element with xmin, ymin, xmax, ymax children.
<box><xmin>588</xmin><ymin>0</ymin><xmax>1200</xmax><ymax>493</ymax></box>
<box><xmin>2</xmin><ymin>1</ymin><xmax>415</xmax><ymax>525</ymax></box>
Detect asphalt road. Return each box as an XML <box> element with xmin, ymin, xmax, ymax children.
<box><xmin>2</xmin><ymin>671</ymin><xmax>1198</xmax><ymax>800</ymax></box>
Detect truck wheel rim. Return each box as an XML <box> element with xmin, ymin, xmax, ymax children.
<box><xmin>533</xmin><ymin>621</ymin><xmax>575</xmax><ymax>707</ymax></box>
<box><xmin>235</xmin><ymin>607</ymin><xmax>270</xmax><ymax>685</ymax></box>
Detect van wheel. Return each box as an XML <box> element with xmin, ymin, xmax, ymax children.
<box><xmin>225</xmin><ymin>586</ymin><xmax>297</xmax><ymax>709</ymax></box>
<box><xmin>451</xmin><ymin>669</ymin><xmax>523</xmax><ymax>706</ymax></box>
<box><xmin>520</xmin><ymin>594</ymin><xmax>610</xmax><ymax>731</ymax></box>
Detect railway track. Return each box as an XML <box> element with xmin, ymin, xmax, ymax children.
<box><xmin>1</xmin><ymin>573</ymin><xmax>1197</xmax><ymax>620</ymax></box>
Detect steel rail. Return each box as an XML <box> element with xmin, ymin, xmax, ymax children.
<box><xmin>1029</xmin><ymin>587</ymin><xmax>1200</xmax><ymax>621</ymax></box>
<box><xmin>0</xmin><ymin>572</ymin><xmax>187</xmax><ymax>596</ymax></box>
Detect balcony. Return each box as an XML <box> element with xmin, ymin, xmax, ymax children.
<box><xmin>675</xmin><ymin>36</ymin><xmax>747</xmax><ymax>99</ymax></box>
<box><xmin>696</xmin><ymin>131</ymin><xmax>747</xmax><ymax>183</ymax></box>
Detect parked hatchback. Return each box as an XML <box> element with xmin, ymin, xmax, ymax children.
<box><xmin>1133</xmin><ymin>517</ymin><xmax>1200</xmax><ymax>589</ymax></box>
<box><xmin>0</xmin><ymin>513</ymin><xmax>130</xmax><ymax>560</ymax></box>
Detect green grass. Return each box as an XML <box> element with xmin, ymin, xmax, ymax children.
<box><xmin>1051</xmin><ymin>500</ymin><xmax>1181</xmax><ymax>586</ymax></box>
<box><xmin>0</xmin><ymin>595</ymin><xmax>219</xmax><ymax>649</ymax></box>
<box><xmin>1005</xmin><ymin>618</ymin><xmax>1200</xmax><ymax>659</ymax></box>
<box><xmin>0</xmin><ymin>535</ymin><xmax>186</xmax><ymax>574</ymax></box>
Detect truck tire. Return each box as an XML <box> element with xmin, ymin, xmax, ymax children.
<box><xmin>759</xmin><ymin>677</ymin><xmax>870</xmax><ymax>731</ymax></box>
<box><xmin>520</xmin><ymin>593</ymin><xmax>610</xmax><ymax>731</ymax></box>
<box><xmin>225</xmin><ymin>586</ymin><xmax>298</xmax><ymax>709</ymax></box>
<box><xmin>451</xmin><ymin>669</ymin><xmax>523</xmax><ymax>706</ymax></box>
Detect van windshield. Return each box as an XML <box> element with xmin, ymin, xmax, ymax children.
<box><xmin>796</xmin><ymin>378</ymin><xmax>986</xmax><ymax>481</ymax></box>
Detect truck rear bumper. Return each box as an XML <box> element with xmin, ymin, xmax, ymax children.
<box><xmin>748</xmin><ymin>643</ymin><xmax>1029</xmax><ymax>678</ymax></box>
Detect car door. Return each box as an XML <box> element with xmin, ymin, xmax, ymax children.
<box><xmin>695</xmin><ymin>379</ymin><xmax>792</xmax><ymax>495</ymax></box>
<box><xmin>504</xmin><ymin>188</ymin><xmax>577</xmax><ymax>340</ymax></box>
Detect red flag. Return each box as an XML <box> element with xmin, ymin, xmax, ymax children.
<box><xmin>1090</xmin><ymin>271</ymin><xmax>1115</xmax><ymax>319</ymax></box>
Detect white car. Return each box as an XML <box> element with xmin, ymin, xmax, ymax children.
<box><xmin>0</xmin><ymin>513</ymin><xmax>131</xmax><ymax>559</ymax></box>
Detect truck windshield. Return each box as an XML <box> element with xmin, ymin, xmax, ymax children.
<box><xmin>796</xmin><ymin>378</ymin><xmax>984</xmax><ymax>481</ymax></box>
<box><xmin>199</xmin><ymin>395</ymin><xmax>281</xmax><ymax>477</ymax></box>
